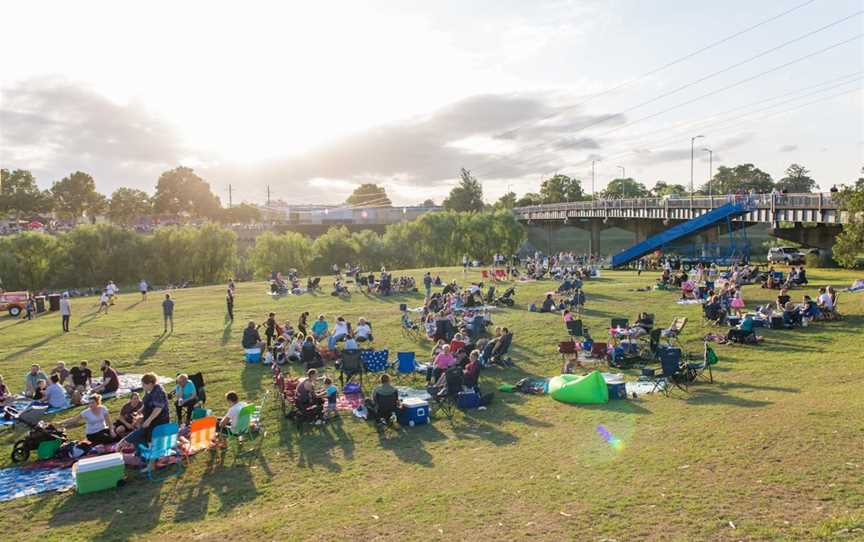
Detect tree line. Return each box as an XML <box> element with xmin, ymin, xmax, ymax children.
<box><xmin>0</xmin><ymin>210</ymin><xmax>524</xmax><ymax>291</ymax></box>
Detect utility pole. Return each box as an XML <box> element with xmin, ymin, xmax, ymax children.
<box><xmin>591</xmin><ymin>159</ymin><xmax>598</xmax><ymax>201</ymax></box>
<box><xmin>228</xmin><ymin>184</ymin><xmax>233</xmax><ymax>208</ymax></box>
<box><xmin>690</xmin><ymin>135</ymin><xmax>704</xmax><ymax>198</ymax></box>
<box><xmin>266</xmin><ymin>185</ymin><xmax>271</xmax><ymax>207</ymax></box>
<box><xmin>702</xmin><ymin>147</ymin><xmax>713</xmax><ymax>198</ymax></box>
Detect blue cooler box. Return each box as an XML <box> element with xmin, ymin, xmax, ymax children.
<box><xmin>245</xmin><ymin>348</ymin><xmax>261</xmax><ymax>363</ymax></box>
<box><xmin>398</xmin><ymin>398</ymin><xmax>429</xmax><ymax>427</ymax></box>
<box><xmin>457</xmin><ymin>391</ymin><xmax>481</xmax><ymax>409</ymax></box>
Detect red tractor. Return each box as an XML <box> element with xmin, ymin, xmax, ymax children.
<box><xmin>0</xmin><ymin>291</ymin><xmax>29</xmax><ymax>318</ymax></box>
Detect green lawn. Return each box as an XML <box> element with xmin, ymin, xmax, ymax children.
<box><xmin>0</xmin><ymin>267</ymin><xmax>862</xmax><ymax>541</ymax></box>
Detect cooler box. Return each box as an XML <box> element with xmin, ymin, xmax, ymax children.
<box><xmin>74</xmin><ymin>452</ymin><xmax>125</xmax><ymax>494</ymax></box>
<box><xmin>397</xmin><ymin>398</ymin><xmax>429</xmax><ymax>427</ymax></box>
<box><xmin>457</xmin><ymin>391</ymin><xmax>481</xmax><ymax>409</ymax></box>
<box><xmin>770</xmin><ymin>316</ymin><xmax>784</xmax><ymax>329</ymax></box>
<box><xmin>244</xmin><ymin>348</ymin><xmax>261</xmax><ymax>363</ymax></box>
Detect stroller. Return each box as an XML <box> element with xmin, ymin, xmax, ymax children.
<box><xmin>493</xmin><ymin>287</ymin><xmax>516</xmax><ymax>307</ymax></box>
<box><xmin>5</xmin><ymin>405</ymin><xmax>68</xmax><ymax>463</ymax></box>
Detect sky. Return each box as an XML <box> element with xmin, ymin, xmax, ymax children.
<box><xmin>1</xmin><ymin>0</ymin><xmax>862</xmax><ymax>206</ymax></box>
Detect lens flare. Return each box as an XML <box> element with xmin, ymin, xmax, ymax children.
<box><xmin>596</xmin><ymin>424</ymin><xmax>625</xmax><ymax>452</ymax></box>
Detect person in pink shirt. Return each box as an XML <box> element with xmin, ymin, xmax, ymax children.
<box><xmin>431</xmin><ymin>344</ymin><xmax>456</xmax><ymax>384</ymax></box>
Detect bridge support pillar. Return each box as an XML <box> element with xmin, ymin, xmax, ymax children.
<box><xmin>769</xmin><ymin>223</ymin><xmax>844</xmax><ymax>265</ymax></box>
<box><xmin>589</xmin><ymin>221</ymin><xmax>602</xmax><ymax>256</ymax></box>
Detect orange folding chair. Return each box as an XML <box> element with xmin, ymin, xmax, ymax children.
<box><xmin>188</xmin><ymin>416</ymin><xmax>217</xmax><ymax>453</ymax></box>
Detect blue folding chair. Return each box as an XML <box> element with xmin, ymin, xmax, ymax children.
<box><xmin>138</xmin><ymin>422</ymin><xmax>184</xmax><ymax>481</ymax></box>
<box><xmin>396</xmin><ymin>352</ymin><xmax>416</xmax><ymax>375</ymax></box>
<box><xmin>361</xmin><ymin>349</ymin><xmax>390</xmax><ymax>372</ymax></box>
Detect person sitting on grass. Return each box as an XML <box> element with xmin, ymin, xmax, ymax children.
<box><xmin>218</xmin><ymin>390</ymin><xmax>247</xmax><ymax>433</ymax></box>
<box><xmin>301</xmin><ymin>335</ymin><xmax>323</xmax><ymax>369</ymax></box>
<box><xmin>726</xmin><ymin>314</ymin><xmax>756</xmax><ymax>344</ymax></box>
<box><xmin>296</xmin><ymin>369</ymin><xmax>324</xmax><ymax>423</ymax></box>
<box><xmin>463</xmin><ymin>350</ymin><xmax>481</xmax><ymax>392</ymax></box>
<box><xmin>43</xmin><ymin>373</ymin><xmax>69</xmax><ymax>409</ymax></box>
<box><xmin>113</xmin><ymin>392</ymin><xmax>143</xmax><ymax>438</ymax></box>
<box><xmin>117</xmin><ymin>373</ymin><xmax>170</xmax><ymax>450</ymax></box>
<box><xmin>800</xmin><ymin>295</ymin><xmax>821</xmax><ymax>320</ymax></box>
<box><xmin>783</xmin><ymin>301</ymin><xmax>802</xmax><ymax>328</ymax></box>
<box><xmin>50</xmin><ymin>362</ymin><xmax>71</xmax><ymax>386</ymax></box>
<box><xmin>324</xmin><ymin>377</ymin><xmax>338</xmax><ymax>418</ymax></box>
<box><xmin>816</xmin><ymin>287</ymin><xmax>834</xmax><ymax>313</ymax></box>
<box><xmin>343</xmin><ymin>333</ymin><xmax>359</xmax><ymax>351</ymax></box>
<box><xmin>328</xmin><ymin>316</ymin><xmax>349</xmax><ymax>350</ymax></box>
<box><xmin>355</xmin><ymin>317</ymin><xmax>373</xmax><ymax>343</ymax></box>
<box><xmin>539</xmin><ymin>293</ymin><xmax>557</xmax><ymax>313</ymax></box>
<box><xmin>63</xmin><ymin>394</ymin><xmax>116</xmax><ymax>445</ymax></box>
<box><xmin>311</xmin><ymin>315</ymin><xmax>329</xmax><ymax>341</ymax></box>
<box><xmin>91</xmin><ymin>359</ymin><xmax>120</xmax><ymax>396</ymax></box>
<box><xmin>776</xmin><ymin>288</ymin><xmax>791</xmax><ymax>311</ymax></box>
<box><xmin>431</xmin><ymin>344</ymin><xmax>456</xmax><ymax>384</ymax></box>
<box><xmin>0</xmin><ymin>375</ymin><xmax>11</xmax><ymax>406</ymax></box>
<box><xmin>242</xmin><ymin>320</ymin><xmax>266</xmax><ymax>358</ymax></box>
<box><xmin>24</xmin><ymin>364</ymin><xmax>49</xmax><ymax>399</ymax></box>
<box><xmin>703</xmin><ymin>295</ymin><xmax>726</xmax><ymax>324</ymax></box>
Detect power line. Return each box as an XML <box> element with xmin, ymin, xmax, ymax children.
<box><xmin>559</xmin><ymin>10</ymin><xmax>863</xmax><ymax>137</ymax></box>
<box><xmin>498</xmin><ymin>0</ymin><xmax>820</xmax><ymax>138</ymax></box>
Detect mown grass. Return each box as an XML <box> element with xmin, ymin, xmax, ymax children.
<box><xmin>0</xmin><ymin>266</ymin><xmax>862</xmax><ymax>541</ymax></box>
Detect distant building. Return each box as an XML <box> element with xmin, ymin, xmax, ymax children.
<box><xmin>259</xmin><ymin>203</ymin><xmax>441</xmax><ymax>225</ymax></box>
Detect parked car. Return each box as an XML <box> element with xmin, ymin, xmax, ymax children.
<box><xmin>767</xmin><ymin>246</ymin><xmax>805</xmax><ymax>264</ymax></box>
<box><xmin>0</xmin><ymin>291</ymin><xmax>29</xmax><ymax>317</ymax></box>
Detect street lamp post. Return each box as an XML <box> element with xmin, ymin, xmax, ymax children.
<box><xmin>617</xmin><ymin>166</ymin><xmax>625</xmax><ymax>198</ymax></box>
<box><xmin>690</xmin><ymin>135</ymin><xmax>705</xmax><ymax>200</ymax></box>
<box><xmin>591</xmin><ymin>159</ymin><xmax>598</xmax><ymax>202</ymax></box>
<box><xmin>702</xmin><ymin>147</ymin><xmax>713</xmax><ymax>199</ymax></box>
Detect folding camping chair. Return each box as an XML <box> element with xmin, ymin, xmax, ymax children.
<box><xmin>138</xmin><ymin>423</ymin><xmax>184</xmax><ymax>481</ymax></box>
<box><xmin>189</xmin><ymin>372</ymin><xmax>207</xmax><ymax>407</ymax></box>
<box><xmin>188</xmin><ymin>416</ymin><xmax>217</xmax><ymax>453</ymax></box>
<box><xmin>651</xmin><ymin>347</ymin><xmax>689</xmax><ymax>396</ymax></box>
<box><xmin>395</xmin><ymin>352</ymin><xmax>417</xmax><ymax>376</ymax></box>
<box><xmin>222</xmin><ymin>402</ymin><xmax>265</xmax><ymax>458</ymax></box>
<box><xmin>662</xmin><ymin>317</ymin><xmax>688</xmax><ymax>348</ymax></box>
<box><xmin>610</xmin><ymin>318</ymin><xmax>629</xmax><ymax>329</ymax></box>
<box><xmin>429</xmin><ymin>365</ymin><xmax>463</xmax><ymax>420</ymax></box>
<box><xmin>566</xmin><ymin>319</ymin><xmax>584</xmax><ymax>339</ymax></box>
<box><xmin>685</xmin><ymin>341</ymin><xmax>718</xmax><ymax>384</ymax></box>
<box><xmin>339</xmin><ymin>349</ymin><xmax>365</xmax><ymax>388</ymax></box>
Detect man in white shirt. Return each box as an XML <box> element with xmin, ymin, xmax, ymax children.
<box><xmin>139</xmin><ymin>279</ymin><xmax>148</xmax><ymax>301</ymax></box>
<box><xmin>59</xmin><ymin>293</ymin><xmax>71</xmax><ymax>332</ymax></box>
<box><xmin>355</xmin><ymin>317</ymin><xmax>373</xmax><ymax>343</ymax></box>
<box><xmin>328</xmin><ymin>317</ymin><xmax>349</xmax><ymax>349</ymax></box>
<box><xmin>98</xmin><ymin>290</ymin><xmax>110</xmax><ymax>314</ymax></box>
<box><xmin>219</xmin><ymin>391</ymin><xmax>247</xmax><ymax>432</ymax></box>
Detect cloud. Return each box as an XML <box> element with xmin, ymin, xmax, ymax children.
<box><xmin>0</xmin><ymin>78</ymin><xmax>618</xmax><ymax>202</ymax></box>
<box><xmin>629</xmin><ymin>133</ymin><xmax>753</xmax><ymax>166</ymax></box>
<box><xmin>778</xmin><ymin>144</ymin><xmax>798</xmax><ymax>152</ymax></box>
<box><xmin>0</xmin><ymin>76</ymin><xmax>187</xmax><ymax>191</ymax></box>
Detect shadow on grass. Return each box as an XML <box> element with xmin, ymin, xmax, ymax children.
<box><xmin>375</xmin><ymin>421</ymin><xmax>445</xmax><ymax>467</ymax></box>
<box><xmin>2</xmin><ymin>333</ymin><xmax>63</xmax><ymax>361</ymax></box>
<box><xmin>221</xmin><ymin>320</ymin><xmax>233</xmax><ymax>346</ymax></box>
<box><xmin>76</xmin><ymin>309</ymin><xmax>103</xmax><ymax>328</ymax></box>
<box><xmin>174</xmin><ymin>455</ymin><xmax>259</xmax><ymax>523</ymax></box>
<box><xmin>276</xmin><ymin>415</ymin><xmax>347</xmax><ymax>473</ymax></box>
<box><xmin>684</xmin><ymin>386</ymin><xmax>773</xmax><ymax>408</ymax></box>
<box><xmin>124</xmin><ymin>300</ymin><xmax>143</xmax><ymax>311</ymax></box>
<box><xmin>138</xmin><ymin>333</ymin><xmax>167</xmax><ymax>363</ymax></box>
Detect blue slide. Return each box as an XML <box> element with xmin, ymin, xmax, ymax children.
<box><xmin>610</xmin><ymin>201</ymin><xmax>751</xmax><ymax>268</ymax></box>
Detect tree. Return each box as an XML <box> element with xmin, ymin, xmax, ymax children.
<box><xmin>0</xmin><ymin>169</ymin><xmax>52</xmax><ymax>218</ymax></box>
<box><xmin>776</xmin><ymin>164</ymin><xmax>817</xmax><ymax>193</ymax></box>
<box><xmin>601</xmin><ymin>178</ymin><xmax>649</xmax><ymax>199</ymax></box>
<box><xmin>443</xmin><ymin>168</ymin><xmax>484</xmax><ymax>212</ymax></box>
<box><xmin>651</xmin><ymin>181</ymin><xmax>688</xmax><ymax>198</ymax></box>
<box><xmin>345</xmin><ymin>184</ymin><xmax>391</xmax><ymax>207</ymax></box>
<box><xmin>249</xmin><ymin>231</ymin><xmax>313</xmax><ymax>278</ymax></box>
<box><xmin>9</xmin><ymin>232</ymin><xmax>61</xmax><ymax>289</ymax></box>
<box><xmin>539</xmin><ymin>174</ymin><xmax>586</xmax><ymax>203</ymax></box>
<box><xmin>494</xmin><ymin>191</ymin><xmax>517</xmax><ymax>210</ymax></box>
<box><xmin>152</xmin><ymin>166</ymin><xmax>222</xmax><ymax>219</ymax></box>
<box><xmin>702</xmin><ymin>164</ymin><xmax>774</xmax><ymax>194</ymax></box>
<box><xmin>50</xmin><ymin>171</ymin><xmax>104</xmax><ymax>222</ymax></box>
<box><xmin>515</xmin><ymin>193</ymin><xmax>543</xmax><ymax>207</ymax></box>
<box><xmin>421</xmin><ymin>199</ymin><xmax>436</xmax><ymax>207</ymax></box>
<box><xmin>107</xmin><ymin>188</ymin><xmax>151</xmax><ymax>226</ymax></box>
<box><xmin>832</xmin><ymin>169</ymin><xmax>864</xmax><ymax>268</ymax></box>
<box><xmin>221</xmin><ymin>203</ymin><xmax>261</xmax><ymax>224</ymax></box>
<box><xmin>311</xmin><ymin>226</ymin><xmax>358</xmax><ymax>273</ymax></box>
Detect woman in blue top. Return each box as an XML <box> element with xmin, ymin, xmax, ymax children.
<box><xmin>171</xmin><ymin>373</ymin><xmax>198</xmax><ymax>425</ymax></box>
<box><xmin>311</xmin><ymin>315</ymin><xmax>329</xmax><ymax>341</ymax></box>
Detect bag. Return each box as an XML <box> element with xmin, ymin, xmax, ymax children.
<box><xmin>770</xmin><ymin>316</ymin><xmax>783</xmax><ymax>329</ymax></box>
<box><xmin>457</xmin><ymin>391</ymin><xmax>481</xmax><ymax>409</ymax></box>
<box><xmin>343</xmin><ymin>382</ymin><xmax>361</xmax><ymax>394</ymax></box>
<box><xmin>479</xmin><ymin>392</ymin><xmax>494</xmax><ymax>406</ymax></box>
<box><xmin>529</xmin><ymin>304</ymin><xmax>537</xmax><ymax>312</ymax></box>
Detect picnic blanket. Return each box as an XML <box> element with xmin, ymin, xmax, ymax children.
<box><xmin>0</xmin><ymin>466</ymin><xmax>75</xmax><ymax>502</ymax></box>
<box><xmin>1</xmin><ymin>373</ymin><xmax>172</xmax><ymax>428</ymax></box>
<box><xmin>845</xmin><ymin>279</ymin><xmax>864</xmax><ymax>292</ymax></box>
<box><xmin>676</xmin><ymin>299</ymin><xmax>705</xmax><ymax>305</ymax></box>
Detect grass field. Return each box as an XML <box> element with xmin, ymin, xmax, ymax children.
<box><xmin>1</xmin><ymin>267</ymin><xmax>862</xmax><ymax>541</ymax></box>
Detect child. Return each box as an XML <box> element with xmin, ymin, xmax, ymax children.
<box><xmin>0</xmin><ymin>375</ymin><xmax>10</xmax><ymax>405</ymax></box>
<box><xmin>324</xmin><ymin>377</ymin><xmax>338</xmax><ymax>417</ymax></box>
<box><xmin>98</xmin><ymin>290</ymin><xmax>110</xmax><ymax>314</ymax></box>
<box><xmin>730</xmin><ymin>289</ymin><xmax>745</xmax><ymax>317</ymax></box>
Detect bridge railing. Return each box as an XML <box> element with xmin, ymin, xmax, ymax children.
<box><xmin>515</xmin><ymin>193</ymin><xmax>835</xmax><ymax>214</ymax></box>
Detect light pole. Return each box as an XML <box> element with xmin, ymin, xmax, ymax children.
<box><xmin>592</xmin><ymin>159</ymin><xmax>600</xmax><ymax>201</ymax></box>
<box><xmin>617</xmin><ymin>166</ymin><xmax>625</xmax><ymax>198</ymax></box>
<box><xmin>702</xmin><ymin>147</ymin><xmax>713</xmax><ymax>198</ymax></box>
<box><xmin>690</xmin><ymin>135</ymin><xmax>704</xmax><ymax>198</ymax></box>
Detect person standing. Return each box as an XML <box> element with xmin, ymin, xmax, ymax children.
<box><xmin>423</xmin><ymin>272</ymin><xmax>432</xmax><ymax>299</ymax></box>
<box><xmin>226</xmin><ymin>288</ymin><xmax>234</xmax><ymax>321</ymax></box>
<box><xmin>139</xmin><ymin>279</ymin><xmax>148</xmax><ymax>301</ymax></box>
<box><xmin>59</xmin><ymin>293</ymin><xmax>72</xmax><ymax>332</ymax></box>
<box><xmin>162</xmin><ymin>293</ymin><xmax>174</xmax><ymax>333</ymax></box>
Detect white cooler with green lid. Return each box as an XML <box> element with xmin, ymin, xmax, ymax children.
<box><xmin>74</xmin><ymin>452</ymin><xmax>125</xmax><ymax>494</ymax></box>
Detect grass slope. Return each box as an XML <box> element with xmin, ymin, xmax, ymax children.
<box><xmin>0</xmin><ymin>267</ymin><xmax>862</xmax><ymax>541</ymax></box>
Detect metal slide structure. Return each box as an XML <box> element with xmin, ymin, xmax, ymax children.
<box><xmin>610</xmin><ymin>199</ymin><xmax>753</xmax><ymax>268</ymax></box>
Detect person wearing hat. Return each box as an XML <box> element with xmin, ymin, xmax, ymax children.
<box><xmin>59</xmin><ymin>292</ymin><xmax>72</xmax><ymax>332</ymax></box>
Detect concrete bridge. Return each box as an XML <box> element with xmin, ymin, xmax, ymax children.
<box><xmin>514</xmin><ymin>193</ymin><xmax>848</xmax><ymax>254</ymax></box>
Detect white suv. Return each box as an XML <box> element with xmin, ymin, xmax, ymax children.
<box><xmin>767</xmin><ymin>246</ymin><xmax>805</xmax><ymax>264</ymax></box>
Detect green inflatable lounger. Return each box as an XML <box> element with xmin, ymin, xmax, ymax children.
<box><xmin>549</xmin><ymin>371</ymin><xmax>609</xmax><ymax>405</ymax></box>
